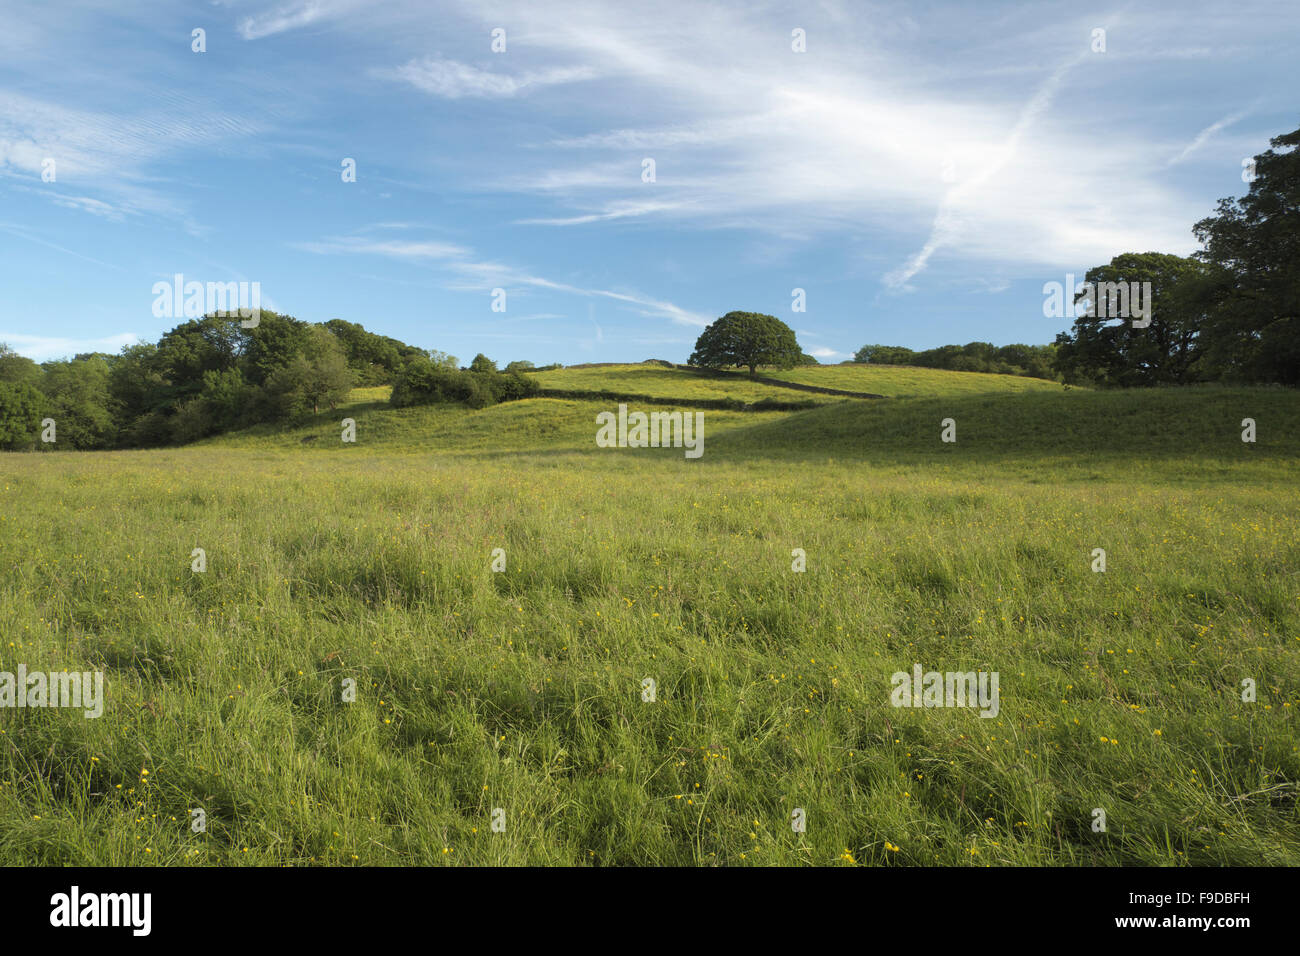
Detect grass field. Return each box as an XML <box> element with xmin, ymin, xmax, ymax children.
<box><xmin>534</xmin><ymin>361</ymin><xmax>1066</xmax><ymax>401</ymax></box>
<box><xmin>1</xmin><ymin>365</ymin><xmax>1297</xmax><ymax>866</ymax></box>
<box><xmin>755</xmin><ymin>362</ymin><xmax>1066</xmax><ymax>398</ymax></box>
<box><xmin>531</xmin><ymin>363</ymin><xmax>841</xmax><ymax>404</ymax></box>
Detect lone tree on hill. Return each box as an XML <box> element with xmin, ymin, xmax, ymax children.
<box><xmin>689</xmin><ymin>311</ymin><xmax>802</xmax><ymax>375</ymax></box>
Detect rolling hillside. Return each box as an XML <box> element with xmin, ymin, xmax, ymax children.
<box><xmin>754</xmin><ymin>363</ymin><xmax>1064</xmax><ymax>398</ymax></box>
<box><xmin>533</xmin><ymin>361</ymin><xmax>1063</xmax><ymax>401</ymax></box>
<box><xmin>207</xmin><ymin>363</ymin><xmax>1298</xmax><ymax>473</ymax></box>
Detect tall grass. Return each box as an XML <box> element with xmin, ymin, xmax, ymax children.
<box><xmin>0</xmin><ymin>378</ymin><xmax>1295</xmax><ymax>865</ymax></box>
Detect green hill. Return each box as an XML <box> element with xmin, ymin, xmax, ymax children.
<box><xmin>530</xmin><ymin>363</ymin><xmax>839</xmax><ymax>406</ymax></box>
<box><xmin>206</xmin><ymin>366</ymin><xmax>1298</xmax><ymax>477</ymax></box>
<box><xmin>532</xmin><ymin>361</ymin><xmax>1063</xmax><ymax>402</ymax></box>
<box><xmin>718</xmin><ymin>386</ymin><xmax>1300</xmax><ymax>465</ymax></box>
<box><xmin>755</xmin><ymin>363</ymin><xmax>1063</xmax><ymax>398</ymax></box>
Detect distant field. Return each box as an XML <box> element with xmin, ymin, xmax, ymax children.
<box><xmin>757</xmin><ymin>363</ymin><xmax>1063</xmax><ymax>398</ymax></box>
<box><xmin>346</xmin><ymin>385</ymin><xmax>393</xmax><ymax>405</ymax></box>
<box><xmin>2</xmin><ymin>368</ymin><xmax>1297</xmax><ymax>866</ymax></box>
<box><xmin>342</xmin><ymin>363</ymin><xmax>1063</xmax><ymax>409</ymax></box>
<box><xmin>530</xmin><ymin>363</ymin><xmax>839</xmax><ymax>405</ymax></box>
<box><xmin>208</xmin><ymin>396</ymin><xmax>786</xmax><ymax>454</ymax></box>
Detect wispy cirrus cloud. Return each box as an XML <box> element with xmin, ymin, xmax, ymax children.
<box><xmin>295</xmin><ymin>231</ymin><xmax>710</xmax><ymax>326</ymax></box>
<box><xmin>237</xmin><ymin>0</ymin><xmax>366</xmax><ymax>40</ymax></box>
<box><xmin>1166</xmin><ymin>107</ymin><xmax>1254</xmax><ymax>166</ymax></box>
<box><xmin>293</xmin><ymin>236</ymin><xmax>472</xmax><ymax>261</ymax></box>
<box><xmin>884</xmin><ymin>48</ymin><xmax>1091</xmax><ymax>289</ymax></box>
<box><xmin>514</xmin><ymin>199</ymin><xmax>690</xmax><ymax>226</ymax></box>
<box><xmin>0</xmin><ymin>88</ymin><xmax>260</xmax><ymax>231</ymax></box>
<box><xmin>210</xmin><ymin>0</ymin><xmax>1283</xmax><ymax>298</ymax></box>
<box><xmin>0</xmin><ymin>221</ymin><xmax>123</xmax><ymax>270</ymax></box>
<box><xmin>378</xmin><ymin>58</ymin><xmax>597</xmax><ymax>99</ymax></box>
<box><xmin>387</xmin><ymin>1</ymin><xmax>1213</xmax><ymax>293</ymax></box>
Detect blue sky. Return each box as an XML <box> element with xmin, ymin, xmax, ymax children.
<box><xmin>0</xmin><ymin>0</ymin><xmax>1296</xmax><ymax>365</ymax></box>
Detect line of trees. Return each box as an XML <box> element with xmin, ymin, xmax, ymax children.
<box><xmin>0</xmin><ymin>312</ymin><xmax>547</xmax><ymax>450</ymax></box>
<box><xmin>0</xmin><ymin>312</ymin><xmax>361</xmax><ymax>449</ymax></box>
<box><xmin>853</xmin><ymin>342</ymin><xmax>1057</xmax><ymax>379</ymax></box>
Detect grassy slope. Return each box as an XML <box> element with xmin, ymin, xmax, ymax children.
<box><xmin>757</xmin><ymin>363</ymin><xmax>1063</xmax><ymax>397</ymax></box>
<box><xmin>531</xmin><ymin>363</ymin><xmax>840</xmax><ymax>404</ymax></box>
<box><xmin>207</xmin><ymin>396</ymin><xmax>787</xmax><ymax>455</ymax></box>
<box><xmin>535</xmin><ymin>361</ymin><xmax>1064</xmax><ymax>401</ymax></box>
<box><xmin>1</xmin><ymin>367</ymin><xmax>1296</xmax><ymax>866</ymax></box>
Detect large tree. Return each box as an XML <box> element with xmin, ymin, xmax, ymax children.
<box><xmin>0</xmin><ymin>344</ymin><xmax>43</xmax><ymax>388</ymax></box>
<box><xmin>39</xmin><ymin>355</ymin><xmax>116</xmax><ymax>448</ymax></box>
<box><xmin>238</xmin><ymin>311</ymin><xmax>308</xmax><ymax>387</ymax></box>
<box><xmin>1192</xmin><ymin>125</ymin><xmax>1300</xmax><ymax>385</ymax></box>
<box><xmin>855</xmin><ymin>344</ymin><xmax>916</xmax><ymax>365</ymax></box>
<box><xmin>689</xmin><ymin>311</ymin><xmax>802</xmax><ymax>375</ymax></box>
<box><xmin>1053</xmin><ymin>252</ymin><xmax>1217</xmax><ymax>386</ymax></box>
<box><xmin>322</xmin><ymin>318</ymin><xmax>425</xmax><ymax>385</ymax></box>
<box><xmin>264</xmin><ymin>325</ymin><xmax>353</xmax><ymax>417</ymax></box>
<box><xmin>0</xmin><ymin>380</ymin><xmax>44</xmax><ymax>450</ymax></box>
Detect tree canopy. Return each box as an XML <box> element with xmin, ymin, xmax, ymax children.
<box><xmin>854</xmin><ymin>342</ymin><xmax>1056</xmax><ymax>379</ymax></box>
<box><xmin>1192</xmin><ymin>125</ymin><xmax>1300</xmax><ymax>385</ymax></box>
<box><xmin>1053</xmin><ymin>253</ymin><xmax>1217</xmax><ymax>386</ymax></box>
<box><xmin>689</xmin><ymin>311</ymin><xmax>803</xmax><ymax>375</ymax></box>
<box><xmin>0</xmin><ymin>313</ymin><xmax>438</xmax><ymax>449</ymax></box>
<box><xmin>390</xmin><ymin>353</ymin><xmax>538</xmax><ymax>409</ymax></box>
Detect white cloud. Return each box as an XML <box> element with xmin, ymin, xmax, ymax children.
<box><xmin>390</xmin><ymin>1</ymin><xmax>1218</xmax><ymax>287</ymax></box>
<box><xmin>296</xmin><ymin>230</ymin><xmax>710</xmax><ymax>327</ymax></box>
<box><xmin>808</xmin><ymin>346</ymin><xmax>848</xmax><ymax>360</ymax></box>
<box><xmin>238</xmin><ymin>0</ymin><xmax>363</xmax><ymax>40</ymax></box>
<box><xmin>379</xmin><ymin>58</ymin><xmax>596</xmax><ymax>99</ymax></box>
<box><xmin>0</xmin><ymin>89</ymin><xmax>260</xmax><ymax>229</ymax></box>
<box><xmin>884</xmin><ymin>50</ymin><xmax>1090</xmax><ymax>288</ymax></box>
<box><xmin>293</xmin><ymin>237</ymin><xmax>471</xmax><ymax>260</ymax></box>
<box><xmin>0</xmin><ymin>332</ymin><xmax>139</xmax><ymax>362</ymax></box>
<box><xmin>514</xmin><ymin>199</ymin><xmax>689</xmax><ymax>226</ymax></box>
<box><xmin>1167</xmin><ymin>107</ymin><xmax>1253</xmax><ymax>166</ymax></box>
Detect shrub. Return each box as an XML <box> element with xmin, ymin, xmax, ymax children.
<box><xmin>391</xmin><ymin>359</ymin><xmax>539</xmax><ymax>409</ymax></box>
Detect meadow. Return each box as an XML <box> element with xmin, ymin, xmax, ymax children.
<box><xmin>1</xmin><ymin>364</ymin><xmax>1297</xmax><ymax>865</ymax></box>
<box><xmin>755</xmin><ymin>362</ymin><xmax>1064</xmax><ymax>398</ymax></box>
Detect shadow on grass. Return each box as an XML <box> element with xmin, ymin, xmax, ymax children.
<box><xmin>702</xmin><ymin>386</ymin><xmax>1300</xmax><ymax>467</ymax></box>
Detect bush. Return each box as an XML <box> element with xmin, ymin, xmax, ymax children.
<box><xmin>391</xmin><ymin>359</ymin><xmax>539</xmax><ymax>409</ymax></box>
<box><xmin>495</xmin><ymin>371</ymin><xmax>541</xmax><ymax>402</ymax></box>
<box><xmin>390</xmin><ymin>358</ymin><xmax>456</xmax><ymax>407</ymax></box>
